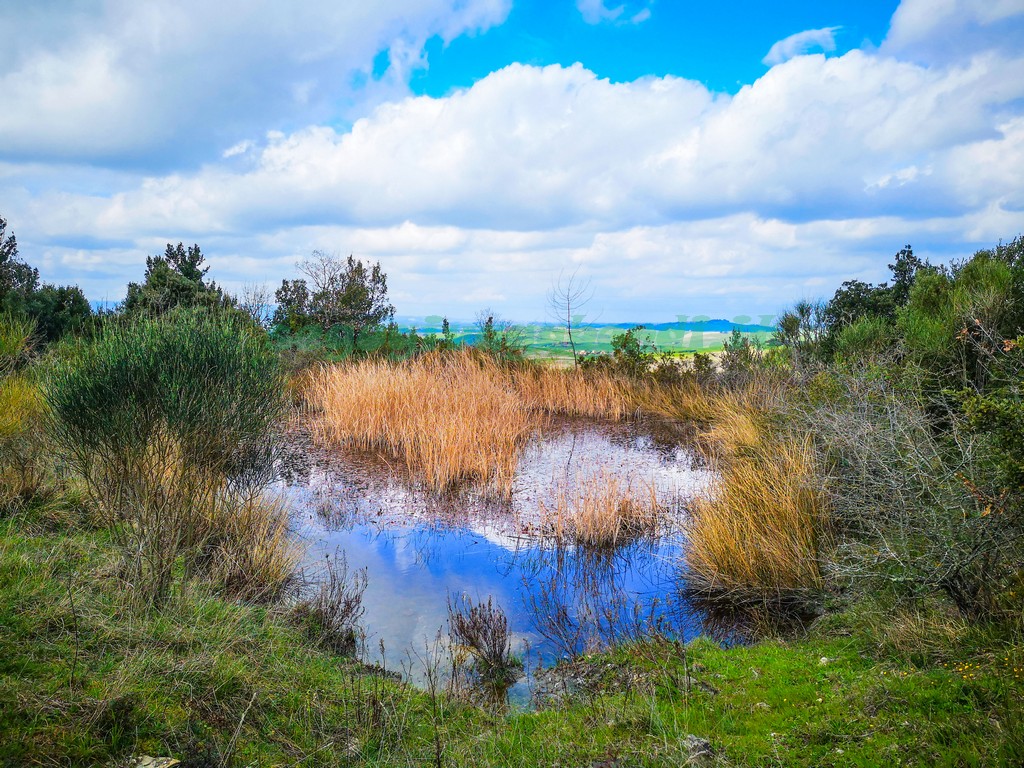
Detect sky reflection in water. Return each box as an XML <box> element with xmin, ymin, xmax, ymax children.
<box><xmin>278</xmin><ymin>418</ymin><xmax>717</xmax><ymax>702</ymax></box>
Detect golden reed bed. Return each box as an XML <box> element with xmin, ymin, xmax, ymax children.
<box><xmin>307</xmin><ymin>351</ymin><xmax>630</xmax><ymax>497</ymax></box>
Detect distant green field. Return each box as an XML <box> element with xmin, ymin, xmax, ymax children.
<box><xmin>400</xmin><ymin>318</ymin><xmax>776</xmax><ymax>360</ymax></box>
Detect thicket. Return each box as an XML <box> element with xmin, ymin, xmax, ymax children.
<box><xmin>0</xmin><ymin>216</ymin><xmax>93</xmax><ymax>345</ymax></box>
<box><xmin>616</xmin><ymin>237</ymin><xmax>1024</xmax><ymax>625</ymax></box>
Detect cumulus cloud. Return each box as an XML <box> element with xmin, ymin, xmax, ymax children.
<box><xmin>762</xmin><ymin>27</ymin><xmax>841</xmax><ymax>66</ymax></box>
<box><xmin>885</xmin><ymin>0</ymin><xmax>1024</xmax><ymax>61</ymax></box>
<box><xmin>0</xmin><ymin>0</ymin><xmax>511</xmax><ymax>165</ymax></box>
<box><xmin>52</xmin><ymin>49</ymin><xmax>1022</xmax><ymax>238</ymax></box>
<box><xmin>2</xmin><ymin>0</ymin><xmax>1024</xmax><ymax>321</ymax></box>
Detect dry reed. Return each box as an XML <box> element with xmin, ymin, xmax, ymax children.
<box><xmin>514</xmin><ymin>365</ymin><xmax>632</xmax><ymax>419</ymax></box>
<box><xmin>0</xmin><ymin>374</ymin><xmax>47</xmax><ymax>506</ymax></box>
<box><xmin>684</xmin><ymin>434</ymin><xmax>826</xmax><ymax>604</ymax></box>
<box><xmin>204</xmin><ymin>492</ymin><xmax>301</xmax><ymax>603</ymax></box>
<box><xmin>309</xmin><ymin>352</ymin><xmax>538</xmax><ymax>495</ymax></box>
<box><xmin>308</xmin><ymin>351</ymin><xmax>636</xmax><ymax>496</ymax></box>
<box><xmin>540</xmin><ymin>466</ymin><xmax>663</xmax><ymax>548</ymax></box>
<box><xmin>635</xmin><ymin>381</ymin><xmax>720</xmax><ymax>424</ymax></box>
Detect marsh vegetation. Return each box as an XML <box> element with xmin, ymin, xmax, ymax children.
<box><xmin>1</xmin><ymin>228</ymin><xmax>1023</xmax><ymax>764</ymax></box>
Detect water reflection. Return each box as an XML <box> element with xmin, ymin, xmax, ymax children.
<box><xmin>278</xmin><ymin>417</ymin><xmax>717</xmax><ymax>704</ymax></box>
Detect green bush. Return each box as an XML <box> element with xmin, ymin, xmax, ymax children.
<box><xmin>960</xmin><ymin>336</ymin><xmax>1024</xmax><ymax>492</ymax></box>
<box><xmin>45</xmin><ymin>308</ymin><xmax>287</xmax><ymax>605</ymax></box>
<box><xmin>833</xmin><ymin>315</ymin><xmax>894</xmax><ymax>365</ymax></box>
<box><xmin>0</xmin><ymin>314</ymin><xmax>47</xmax><ymax>509</ymax></box>
<box><xmin>47</xmin><ymin>308</ymin><xmax>283</xmax><ymax>479</ymax></box>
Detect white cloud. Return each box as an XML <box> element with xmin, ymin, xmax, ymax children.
<box><xmin>222</xmin><ymin>141</ymin><xmax>255</xmax><ymax>159</ymax></box>
<box><xmin>2</xmin><ymin>0</ymin><xmax>1024</xmax><ymax>321</ymax></box>
<box><xmin>762</xmin><ymin>27</ymin><xmax>841</xmax><ymax>66</ymax></box>
<box><xmin>885</xmin><ymin>0</ymin><xmax>1024</xmax><ymax>61</ymax></box>
<box><xmin>50</xmin><ymin>48</ymin><xmax>1020</xmax><ymax>240</ymax></box>
<box><xmin>0</xmin><ymin>0</ymin><xmax>512</xmax><ymax>164</ymax></box>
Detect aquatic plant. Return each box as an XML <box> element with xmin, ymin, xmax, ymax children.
<box><xmin>539</xmin><ymin>466</ymin><xmax>663</xmax><ymax>549</ymax></box>
<box><xmin>513</xmin><ymin>364</ymin><xmax>631</xmax><ymax>419</ymax></box>
<box><xmin>308</xmin><ymin>349</ymin><xmax>636</xmax><ymax>495</ymax></box>
<box><xmin>448</xmin><ymin>594</ymin><xmax>522</xmax><ymax>691</ymax></box>
<box><xmin>309</xmin><ymin>351</ymin><xmax>537</xmax><ymax>495</ymax></box>
<box><xmin>684</xmin><ymin>431</ymin><xmax>826</xmax><ymax>606</ymax></box>
<box><xmin>293</xmin><ymin>550</ymin><xmax>368</xmax><ymax>655</ymax></box>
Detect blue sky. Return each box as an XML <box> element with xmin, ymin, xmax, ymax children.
<box><xmin>1</xmin><ymin>0</ymin><xmax>1022</xmax><ymax>322</ymax></box>
<box><xmin>411</xmin><ymin>1</ymin><xmax>899</xmax><ymax>97</ymax></box>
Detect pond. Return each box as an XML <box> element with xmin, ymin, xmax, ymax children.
<box><xmin>278</xmin><ymin>417</ymin><xmax>718</xmax><ymax>705</ymax></box>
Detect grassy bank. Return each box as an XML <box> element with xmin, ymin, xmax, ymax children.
<box><xmin>3</xmin><ymin>503</ymin><xmax>1022</xmax><ymax>766</ymax></box>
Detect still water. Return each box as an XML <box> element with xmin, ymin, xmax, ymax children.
<box><xmin>278</xmin><ymin>417</ymin><xmax>716</xmax><ymax>702</ymax></box>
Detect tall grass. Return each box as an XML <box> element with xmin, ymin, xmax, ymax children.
<box><xmin>539</xmin><ymin>466</ymin><xmax>663</xmax><ymax>548</ymax></box>
<box><xmin>309</xmin><ymin>350</ymin><xmax>636</xmax><ymax>495</ymax></box>
<box><xmin>0</xmin><ymin>315</ymin><xmax>45</xmax><ymax>508</ymax></box>
<box><xmin>309</xmin><ymin>352</ymin><xmax>537</xmax><ymax>495</ymax></box>
<box><xmin>0</xmin><ymin>374</ymin><xmax>47</xmax><ymax>508</ymax></box>
<box><xmin>684</xmin><ymin>425</ymin><xmax>827</xmax><ymax>606</ymax></box>
<box><xmin>0</xmin><ymin>313</ymin><xmax>34</xmax><ymax>378</ymax></box>
<box><xmin>634</xmin><ymin>380</ymin><xmax>721</xmax><ymax>424</ymax></box>
<box><xmin>514</xmin><ymin>365</ymin><xmax>632</xmax><ymax>419</ymax></box>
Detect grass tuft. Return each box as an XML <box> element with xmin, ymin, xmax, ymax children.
<box><xmin>685</xmin><ymin>431</ymin><xmax>827</xmax><ymax>606</ymax></box>
<box><xmin>309</xmin><ymin>351</ymin><xmax>537</xmax><ymax>495</ymax></box>
<box><xmin>540</xmin><ymin>466</ymin><xmax>664</xmax><ymax>549</ymax></box>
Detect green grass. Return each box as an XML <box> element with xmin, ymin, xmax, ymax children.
<box><xmin>2</xmin><ymin>501</ymin><xmax>1022</xmax><ymax>766</ymax></box>
<box><xmin>484</xmin><ymin>324</ymin><xmax>739</xmax><ymax>361</ymax></box>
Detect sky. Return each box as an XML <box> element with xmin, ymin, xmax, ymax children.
<box><xmin>1</xmin><ymin>0</ymin><xmax>1023</xmax><ymax>323</ymax></box>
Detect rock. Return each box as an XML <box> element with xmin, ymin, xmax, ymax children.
<box><xmin>681</xmin><ymin>734</ymin><xmax>716</xmax><ymax>766</ymax></box>
<box><xmin>131</xmin><ymin>759</ymin><xmax>180</xmax><ymax>768</ymax></box>
<box><xmin>818</xmin><ymin>657</ymin><xmax>832</xmax><ymax>666</ymax></box>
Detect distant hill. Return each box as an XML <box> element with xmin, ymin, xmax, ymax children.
<box><xmin>394</xmin><ymin>317</ymin><xmax>776</xmax><ymax>335</ymax></box>
<box><xmin>601</xmin><ymin>319</ymin><xmax>776</xmax><ymax>334</ymax></box>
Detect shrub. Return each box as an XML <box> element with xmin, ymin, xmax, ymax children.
<box><xmin>833</xmin><ymin>315</ymin><xmax>895</xmax><ymax>365</ymax></box>
<box><xmin>293</xmin><ymin>550</ymin><xmax>368</xmax><ymax>655</ymax></box>
<box><xmin>45</xmin><ymin>308</ymin><xmax>288</xmax><ymax>606</ymax></box>
<box><xmin>448</xmin><ymin>595</ymin><xmax>522</xmax><ymax>692</ymax></box>
<box><xmin>959</xmin><ymin>335</ymin><xmax>1024</xmax><ymax>492</ymax></box>
<box><xmin>794</xmin><ymin>367</ymin><xmax>1021</xmax><ymax>620</ymax></box>
<box><xmin>48</xmin><ymin>308</ymin><xmax>283</xmax><ymax>480</ymax></box>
